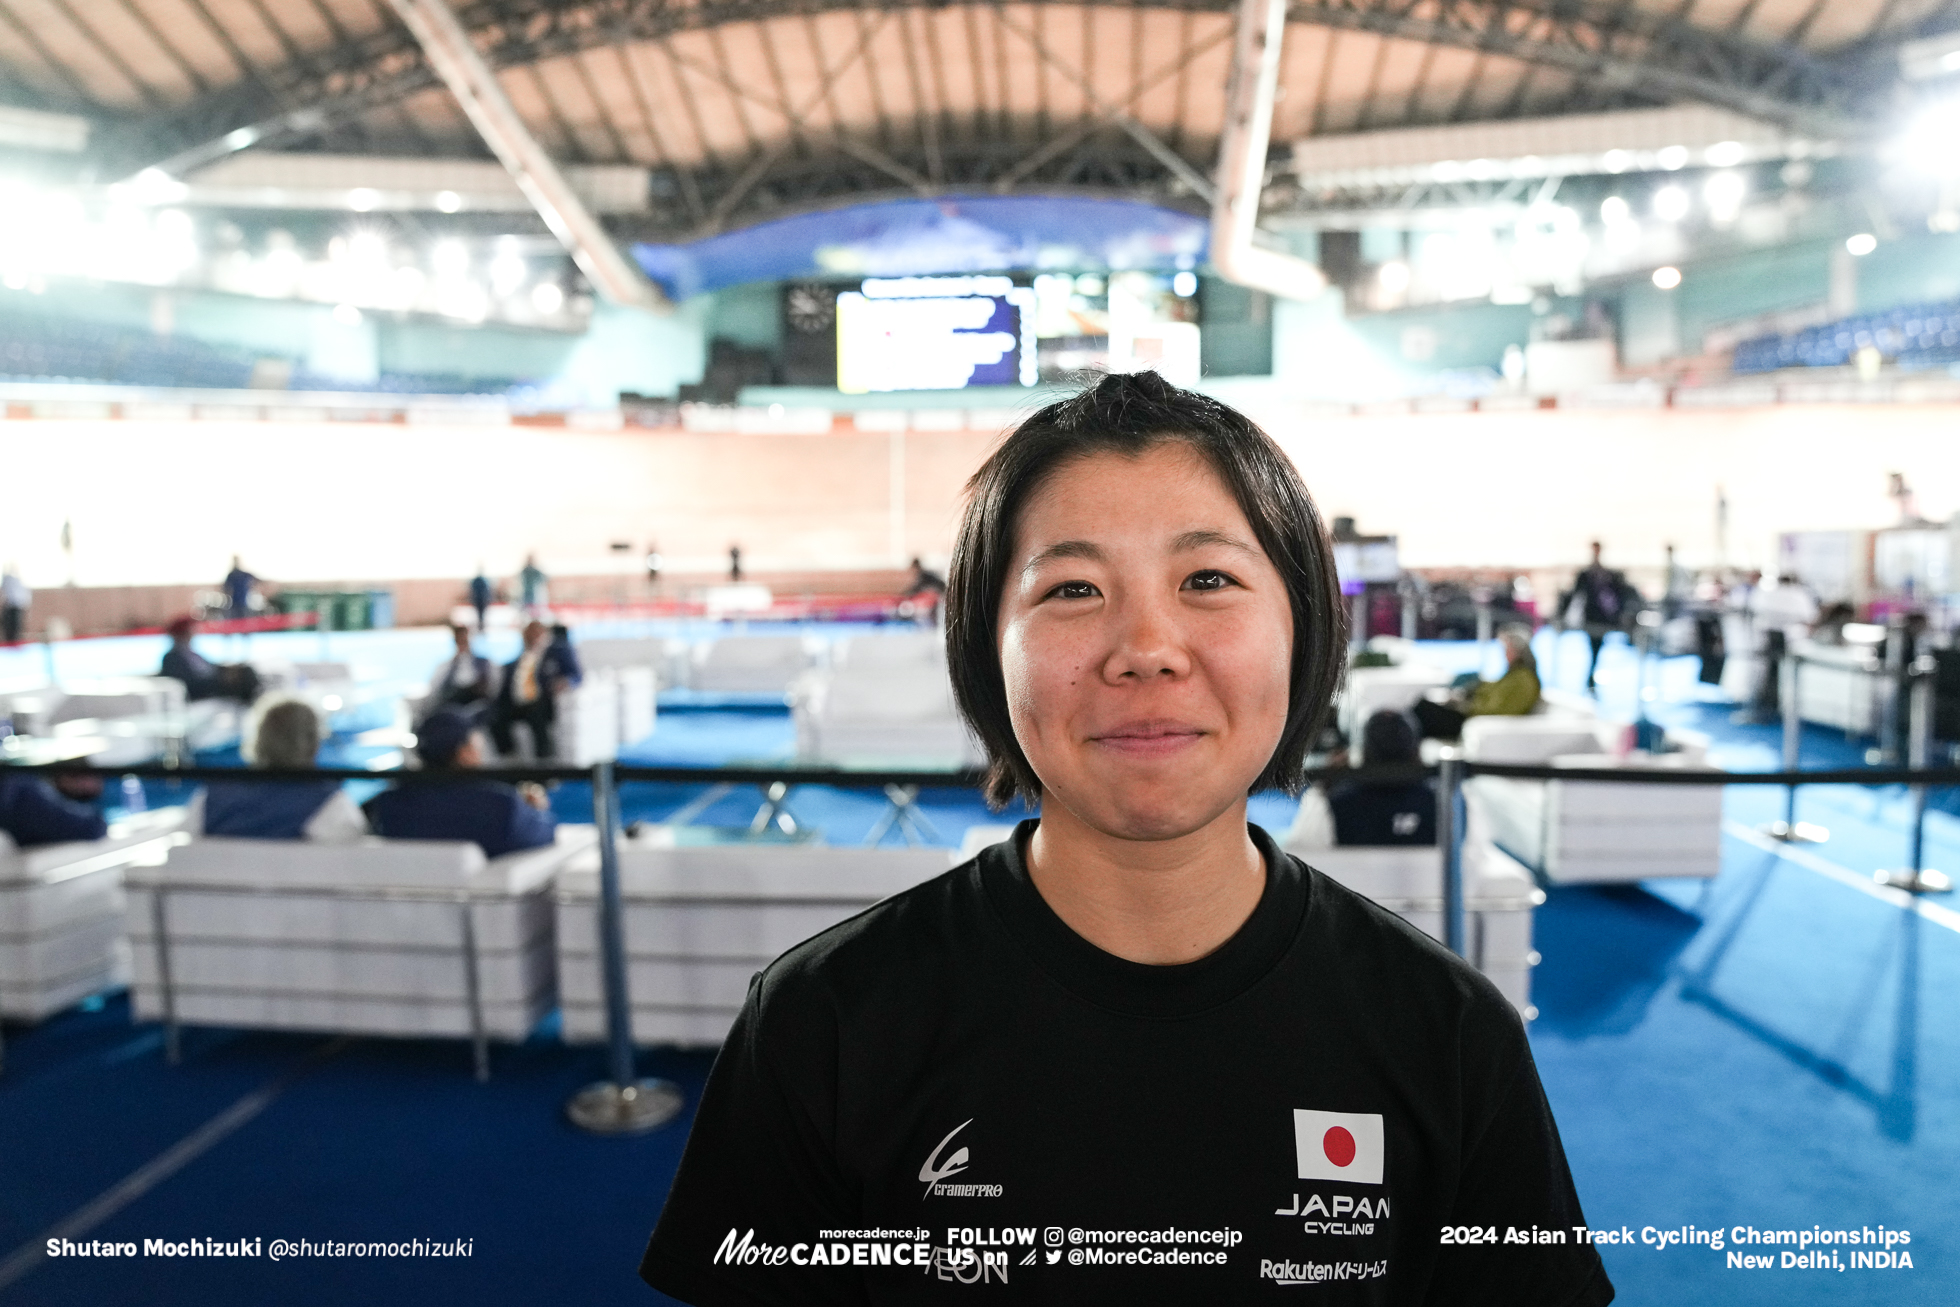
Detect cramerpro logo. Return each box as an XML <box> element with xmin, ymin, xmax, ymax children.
<box><xmin>1293</xmin><ymin>1110</ymin><xmax>1384</xmax><ymax>1185</ymax></box>
<box><xmin>920</xmin><ymin>1120</ymin><xmax>972</xmax><ymax>1197</ymax></box>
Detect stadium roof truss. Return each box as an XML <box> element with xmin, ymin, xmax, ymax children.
<box><xmin>0</xmin><ymin>0</ymin><xmax>1946</xmax><ymax>237</ymax></box>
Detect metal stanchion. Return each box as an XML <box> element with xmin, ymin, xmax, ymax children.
<box><xmin>1400</xmin><ymin>588</ymin><xmax>1417</xmax><ymax>641</ymax></box>
<box><xmin>1437</xmin><ymin>748</ymin><xmax>1465</xmax><ymax>958</ymax></box>
<box><xmin>1764</xmin><ymin>654</ymin><xmax>1827</xmax><ymax>843</ymax></box>
<box><xmin>458</xmin><ymin>896</ymin><xmax>489</xmax><ymax>1083</ymax></box>
<box><xmin>567</xmin><ymin>760</ymin><xmax>683</xmax><ymax>1135</ymax></box>
<box><xmin>1474</xmin><ymin>599</ymin><xmax>1493</xmax><ymax>674</ymax></box>
<box><xmin>1350</xmin><ymin>590</ymin><xmax>1367</xmax><ymax>652</ymax></box>
<box><xmin>152</xmin><ymin>887</ymin><xmax>181</xmax><ymax>1064</ymax></box>
<box><xmin>1877</xmin><ymin>661</ymin><xmax>1952</xmax><ymax>894</ymax></box>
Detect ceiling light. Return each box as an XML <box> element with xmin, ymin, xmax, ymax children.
<box><xmin>1652</xmin><ymin>185</ymin><xmax>1691</xmax><ymax>222</ymax></box>
<box><xmin>1704</xmin><ymin>140</ymin><xmax>1746</xmax><ymax>167</ymax></box>
<box><xmin>1172</xmin><ymin>270</ymin><xmax>1197</xmax><ymax>297</ymax></box>
<box><xmin>435</xmin><ymin>190</ymin><xmax>463</xmax><ymax>213</ymax></box>
<box><xmin>332</xmin><ymin>303</ymin><xmax>363</xmax><ymax>326</ymax></box>
<box><xmin>1378</xmin><ymin>260</ymin><xmax>1410</xmax><ymax>294</ymax></box>
<box><xmin>1897</xmin><ymin>97</ymin><xmax>1960</xmax><ymax>174</ymax></box>
<box><xmin>531</xmin><ymin>281</ymin><xmax>564</xmax><ymax>314</ymax></box>
<box><xmin>347</xmin><ymin>188</ymin><xmax>380</xmax><ymax>212</ymax></box>
<box><xmin>1656</xmin><ymin>145</ymin><xmax>1690</xmax><ymax>171</ymax></box>
<box><xmin>1602</xmin><ymin>149</ymin><xmax>1632</xmax><ymax>174</ymax></box>
<box><xmin>1652</xmin><ymin>265</ymin><xmax>1682</xmax><ymax>290</ymax></box>
<box><xmin>1846</xmin><ymin>232</ymin><xmax>1877</xmax><ymax>256</ymax></box>
<box><xmin>1704</xmin><ymin>170</ymin><xmax>1747</xmax><ymax>223</ymax></box>
<box><xmin>1600</xmin><ymin>195</ymin><xmax>1630</xmax><ymax>225</ymax></box>
<box><xmin>431</xmin><ymin>239</ymin><xmax>468</xmax><ymax>279</ymax></box>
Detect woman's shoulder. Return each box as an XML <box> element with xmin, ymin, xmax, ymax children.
<box><xmin>1286</xmin><ymin>853</ymin><xmax>1527</xmax><ymax>1038</ymax></box>
<box><xmin>751</xmin><ymin>858</ymin><xmax>991</xmax><ymax>1012</ymax></box>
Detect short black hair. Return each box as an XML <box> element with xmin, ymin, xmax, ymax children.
<box><xmin>946</xmin><ymin>370</ymin><xmax>1347</xmax><ymax>808</ymax></box>
<box><xmin>1360</xmin><ymin>709</ymin><xmax>1419</xmax><ymax>767</ymax></box>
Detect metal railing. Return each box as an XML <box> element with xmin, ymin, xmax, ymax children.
<box><xmin>3</xmin><ymin>748</ymin><xmax>1957</xmax><ymax>1130</ymax></box>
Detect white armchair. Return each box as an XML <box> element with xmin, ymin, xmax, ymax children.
<box><xmin>688</xmin><ymin>635</ymin><xmax>822</xmax><ymax>696</ymax></box>
<box><xmin>126</xmin><ymin>828</ymin><xmax>594</xmax><ymax>1051</ymax></box>
<box><xmin>556</xmin><ymin>838</ymin><xmax>951</xmax><ymax>1047</ymax></box>
<box><xmin>1462</xmin><ymin>712</ymin><xmax>1722</xmax><ymax>883</ymax></box>
<box><xmin>0</xmin><ymin>809</ymin><xmax>184</xmax><ymax>1020</ymax></box>
<box><xmin>791</xmin><ymin>648</ymin><xmax>981</xmax><ymax>767</ymax></box>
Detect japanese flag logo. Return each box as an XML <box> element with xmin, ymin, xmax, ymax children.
<box><xmin>1293</xmin><ymin>1109</ymin><xmax>1385</xmax><ymax>1185</ymax></box>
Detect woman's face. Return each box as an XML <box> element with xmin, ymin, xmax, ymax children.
<box><xmin>998</xmin><ymin>442</ymin><xmax>1295</xmax><ymax>842</ymax></box>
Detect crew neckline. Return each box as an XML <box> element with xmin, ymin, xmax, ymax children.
<box><xmin>978</xmin><ymin>818</ymin><xmax>1309</xmax><ymax>1020</ymax></box>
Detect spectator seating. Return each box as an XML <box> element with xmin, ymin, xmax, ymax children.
<box><xmin>555</xmin><ymin>837</ymin><xmax>950</xmax><ymax>1046</ymax></box>
<box><xmin>1463</xmin><ymin>718</ymin><xmax>1722</xmax><ymax>883</ymax></box>
<box><xmin>0</xmin><ymin>808</ymin><xmax>185</xmax><ymax>1020</ymax></box>
<box><xmin>686</xmin><ymin>634</ymin><xmax>821</xmax><ymax>695</ymax></box>
<box><xmin>126</xmin><ymin>829</ymin><xmax>593</xmax><ymax>1043</ymax></box>
<box><xmin>554</xmin><ymin>675</ymin><xmax>621</xmax><ymax>766</ymax></box>
<box><xmin>791</xmin><ymin>635</ymin><xmax>980</xmax><ymax>766</ymax></box>
<box><xmin>1733</xmin><ymin>297</ymin><xmax>1960</xmax><ymax>375</ymax></box>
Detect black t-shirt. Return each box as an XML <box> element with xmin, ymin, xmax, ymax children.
<box><xmin>1327</xmin><ymin>780</ymin><xmax>1438</xmax><ymax>847</ymax></box>
<box><xmin>641</xmin><ymin>822</ymin><xmax>1611</xmax><ymax>1306</ymax></box>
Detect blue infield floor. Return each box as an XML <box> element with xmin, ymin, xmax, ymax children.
<box><xmin>1</xmin><ymin>624</ymin><xmax>1955</xmax><ymax>1304</ymax></box>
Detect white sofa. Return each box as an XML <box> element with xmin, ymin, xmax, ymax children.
<box><xmin>1462</xmin><ymin>711</ymin><xmax>1723</xmax><ymax>883</ymax></box>
<box><xmin>556</xmin><ymin>838</ymin><xmax>951</xmax><ymax>1047</ymax></box>
<box><xmin>0</xmin><ymin>809</ymin><xmax>186</xmax><ymax>1020</ymax></box>
<box><xmin>687</xmin><ymin>635</ymin><xmax>822</xmax><ymax>696</ymax></box>
<box><xmin>1339</xmin><ymin>659</ymin><xmax>1453</xmax><ymax>750</ymax></box>
<box><xmin>1</xmin><ymin>677</ymin><xmax>223</xmax><ymax>766</ymax></box>
<box><xmin>791</xmin><ymin>636</ymin><xmax>980</xmax><ymax>767</ymax></box>
<box><xmin>576</xmin><ymin>637</ymin><xmax>690</xmax><ymax>692</ymax></box>
<box><xmin>126</xmin><ymin>828</ymin><xmax>593</xmax><ymax>1047</ymax></box>
<box><xmin>1789</xmin><ymin>640</ymin><xmax>1884</xmax><ymax>736</ymax></box>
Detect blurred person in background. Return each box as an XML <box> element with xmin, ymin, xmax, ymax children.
<box><xmin>1</xmin><ymin>562</ymin><xmax>28</xmax><ymax>643</ymax></box>
<box><xmin>901</xmin><ymin>555</ymin><xmax>946</xmax><ymax>625</ymax></box>
<box><xmin>428</xmin><ymin>623</ymin><xmax>496</xmax><ymax>714</ymax></box>
<box><xmin>0</xmin><ymin>769</ymin><xmax>105</xmax><ymax>847</ymax></box>
<box><xmin>517</xmin><ymin>553</ymin><xmax>548</xmax><ymax>613</ymax></box>
<box><xmin>469</xmin><ymin>565</ymin><xmax>493</xmax><ymax>631</ymax></box>
<box><xmin>160</xmin><ymin>617</ymin><xmax>261</xmax><ymax>703</ymax></box>
<box><xmin>190</xmin><ymin>698</ymin><xmax>366</xmax><ymax>841</ymax></box>
<box><xmin>364</xmin><ymin>709</ymin><xmax>555</xmax><ymax>858</ymax></box>
<box><xmin>1739</xmin><ymin>574</ymin><xmax>1820</xmax><ymax>723</ymax></box>
<box><xmin>223</xmin><ymin>555</ymin><xmax>259</xmax><ymax>620</ymax></box>
<box><xmin>1285</xmin><ymin>709</ymin><xmax>1436</xmax><ymax>850</ymax></box>
<box><xmin>1559</xmin><ymin>541</ymin><xmax>1639</xmax><ymax>692</ymax></box>
<box><xmin>727</xmin><ymin>544</ymin><xmax>743</xmax><ymax>582</ymax></box>
<box><xmin>490</xmin><ymin>619</ymin><xmax>580</xmax><ymax>759</ymax></box>
<box><xmin>1414</xmin><ymin>623</ymin><xmax>1541</xmax><ymax>741</ymax></box>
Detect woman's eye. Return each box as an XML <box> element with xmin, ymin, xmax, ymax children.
<box><xmin>1184</xmin><ymin>569</ymin><xmax>1237</xmax><ymax>592</ymax></box>
<box><xmin>1047</xmin><ymin>580</ymin><xmax>1100</xmax><ymax>600</ymax></box>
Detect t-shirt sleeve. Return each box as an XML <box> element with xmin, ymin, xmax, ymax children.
<box><xmin>640</xmin><ymin>971</ymin><xmax>865</xmax><ymax>1306</ymax></box>
<box><xmin>1425</xmin><ymin>1007</ymin><xmax>1614</xmax><ymax>1307</ymax></box>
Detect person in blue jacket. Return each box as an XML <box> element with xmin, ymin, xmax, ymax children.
<box><xmin>194</xmin><ymin>699</ymin><xmax>367</xmax><ymax>841</ymax></box>
<box><xmin>488</xmin><ymin>620</ymin><xmax>581</xmax><ymax>760</ymax></box>
<box><xmin>363</xmin><ymin>709</ymin><xmax>556</xmax><ymax>859</ymax></box>
<box><xmin>0</xmin><ymin>771</ymin><xmax>107</xmax><ymax>847</ymax></box>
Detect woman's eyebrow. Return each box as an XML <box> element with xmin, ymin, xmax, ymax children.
<box><xmin>1021</xmin><ymin>539</ymin><xmax>1103</xmax><ymax>574</ymax></box>
<box><xmin>1171</xmin><ymin>528</ymin><xmax>1259</xmax><ymax>556</ymax></box>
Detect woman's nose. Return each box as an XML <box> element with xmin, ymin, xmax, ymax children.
<box><xmin>1101</xmin><ymin>592</ymin><xmax>1192</xmax><ymax>682</ymax></box>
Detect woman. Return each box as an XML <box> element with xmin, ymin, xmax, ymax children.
<box><xmin>641</xmin><ymin>373</ymin><xmax>1609</xmax><ymax>1306</ymax></box>
<box><xmin>1412</xmin><ymin>623</ymin><xmax>1541</xmax><ymax>741</ymax></box>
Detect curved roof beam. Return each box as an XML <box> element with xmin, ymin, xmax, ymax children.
<box><xmin>102</xmin><ymin>0</ymin><xmax>1878</xmax><ymax>180</ymax></box>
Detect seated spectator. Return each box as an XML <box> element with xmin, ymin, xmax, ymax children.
<box><xmin>489</xmin><ymin>620</ymin><xmax>580</xmax><ymax>760</ymax></box>
<box><xmin>1809</xmin><ymin>601</ymin><xmax>1858</xmax><ymax>645</ymax></box>
<box><xmin>1285</xmin><ymin>710</ymin><xmax>1435</xmax><ymax>850</ymax></box>
<box><xmin>428</xmin><ymin>623</ymin><xmax>496</xmax><ymax>712</ymax></box>
<box><xmin>0</xmin><ymin>771</ymin><xmax>107</xmax><ymax>848</ymax></box>
<box><xmin>160</xmin><ymin>617</ymin><xmax>261</xmax><ymax>704</ymax></box>
<box><xmin>364</xmin><ymin>709</ymin><xmax>555</xmax><ymax>859</ymax></box>
<box><xmin>1413</xmin><ymin>623</ymin><xmax>1541</xmax><ymax>741</ymax></box>
<box><xmin>192</xmin><ymin>699</ymin><xmax>367</xmax><ymax>841</ymax></box>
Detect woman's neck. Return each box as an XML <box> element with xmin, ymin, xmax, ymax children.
<box><xmin>1024</xmin><ymin>801</ymin><xmax>1265</xmax><ymax>966</ymax></box>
